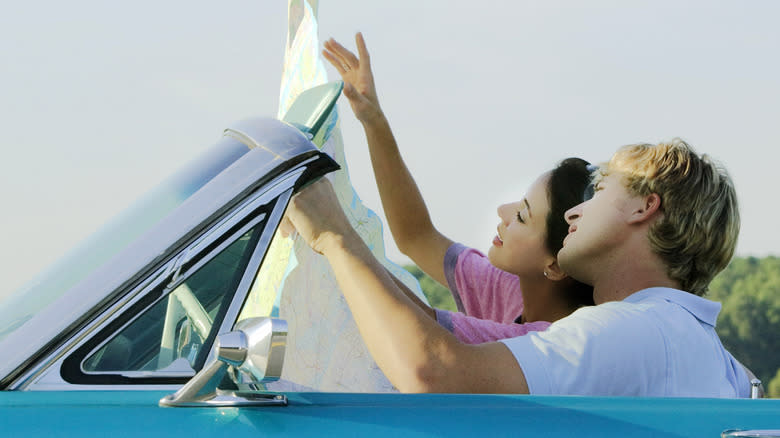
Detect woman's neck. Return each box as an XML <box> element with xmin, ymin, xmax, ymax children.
<box><xmin>519</xmin><ymin>280</ymin><xmax>579</xmax><ymax>323</ymax></box>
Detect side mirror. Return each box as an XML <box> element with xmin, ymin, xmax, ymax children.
<box><xmin>282</xmin><ymin>81</ymin><xmax>344</xmax><ymax>147</ymax></box>
<box><xmin>224</xmin><ymin>317</ymin><xmax>287</xmax><ymax>387</ymax></box>
<box><xmin>160</xmin><ymin>317</ymin><xmax>288</xmax><ymax>407</ymax></box>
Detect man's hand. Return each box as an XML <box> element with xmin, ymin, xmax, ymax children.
<box><xmin>323</xmin><ymin>33</ymin><xmax>383</xmax><ymax>124</ymax></box>
<box><xmin>282</xmin><ymin>178</ymin><xmax>355</xmax><ymax>255</ymax></box>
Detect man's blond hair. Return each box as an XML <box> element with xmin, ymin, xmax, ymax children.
<box><xmin>599</xmin><ymin>138</ymin><xmax>739</xmax><ymax>295</ymax></box>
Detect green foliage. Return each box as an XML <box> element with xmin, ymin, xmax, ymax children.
<box><xmin>768</xmin><ymin>368</ymin><xmax>780</xmax><ymax>398</ymax></box>
<box><xmin>403</xmin><ymin>265</ymin><xmax>457</xmax><ymax>312</ymax></box>
<box><xmin>708</xmin><ymin>256</ymin><xmax>780</xmax><ymax>393</ymax></box>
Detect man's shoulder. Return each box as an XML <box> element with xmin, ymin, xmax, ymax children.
<box><xmin>545</xmin><ymin>294</ymin><xmax>677</xmax><ymax>348</ymax></box>
<box><xmin>623</xmin><ymin>287</ymin><xmax>721</xmax><ymax>326</ymax></box>
<box><xmin>561</xmin><ymin>298</ymin><xmax>657</xmax><ymax>325</ymax></box>
<box><xmin>501</xmin><ymin>298</ymin><xmax>668</xmax><ymax>396</ymax></box>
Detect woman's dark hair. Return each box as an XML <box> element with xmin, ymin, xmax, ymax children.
<box><xmin>545</xmin><ymin>157</ymin><xmax>595</xmax><ymax>307</ymax></box>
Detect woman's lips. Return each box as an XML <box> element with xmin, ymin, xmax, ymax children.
<box><xmin>493</xmin><ymin>235</ymin><xmax>503</xmax><ymax>247</ymax></box>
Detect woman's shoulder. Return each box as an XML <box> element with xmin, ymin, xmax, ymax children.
<box><xmin>448</xmin><ymin>243</ymin><xmax>500</xmax><ymax>275</ymax></box>
<box><xmin>448</xmin><ymin>243</ymin><xmax>519</xmax><ymax>289</ymax></box>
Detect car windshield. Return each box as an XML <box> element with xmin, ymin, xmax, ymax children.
<box><xmin>0</xmin><ymin>142</ymin><xmax>250</xmax><ymax>345</ymax></box>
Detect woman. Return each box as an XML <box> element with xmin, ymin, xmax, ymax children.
<box><xmin>322</xmin><ymin>34</ymin><xmax>593</xmax><ymax>343</ymax></box>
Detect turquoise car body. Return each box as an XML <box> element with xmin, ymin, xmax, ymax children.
<box><xmin>2</xmin><ymin>391</ymin><xmax>780</xmax><ymax>437</ymax></box>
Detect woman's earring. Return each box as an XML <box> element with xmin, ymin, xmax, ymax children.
<box><xmin>543</xmin><ymin>271</ymin><xmax>549</xmax><ymax>278</ymax></box>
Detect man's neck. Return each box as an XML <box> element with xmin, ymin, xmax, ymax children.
<box><xmin>593</xmin><ymin>277</ymin><xmax>680</xmax><ymax>304</ymax></box>
<box><xmin>591</xmin><ymin>252</ymin><xmax>680</xmax><ymax>304</ymax></box>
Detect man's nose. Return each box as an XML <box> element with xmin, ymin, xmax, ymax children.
<box><xmin>565</xmin><ymin>203</ymin><xmax>583</xmax><ymax>224</ymax></box>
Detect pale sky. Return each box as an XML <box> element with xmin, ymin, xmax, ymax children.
<box><xmin>2</xmin><ymin>0</ymin><xmax>779</xmax><ymax>298</ymax></box>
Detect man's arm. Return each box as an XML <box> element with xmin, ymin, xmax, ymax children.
<box><xmin>283</xmin><ymin>179</ymin><xmax>529</xmax><ymax>393</ymax></box>
<box><xmin>388</xmin><ymin>271</ymin><xmax>437</xmax><ymax>320</ymax></box>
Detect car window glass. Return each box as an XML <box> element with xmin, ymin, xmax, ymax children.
<box><xmin>236</xmin><ymin>229</ymin><xmax>291</xmax><ymax>322</ymax></box>
<box><xmin>83</xmin><ymin>226</ymin><xmax>259</xmax><ymax>373</ymax></box>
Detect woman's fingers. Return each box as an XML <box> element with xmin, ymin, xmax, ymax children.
<box><xmin>324</xmin><ymin>38</ymin><xmax>360</xmax><ymax>70</ymax></box>
<box><xmin>322</xmin><ymin>49</ymin><xmax>347</xmax><ymax>75</ymax></box>
<box><xmin>355</xmin><ymin>32</ymin><xmax>371</xmax><ymax>68</ymax></box>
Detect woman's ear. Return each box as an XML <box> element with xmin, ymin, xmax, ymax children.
<box><xmin>544</xmin><ymin>258</ymin><xmax>568</xmax><ymax>281</ymax></box>
<box><xmin>628</xmin><ymin>193</ymin><xmax>661</xmax><ymax>224</ymax></box>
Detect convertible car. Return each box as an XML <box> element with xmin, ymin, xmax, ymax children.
<box><xmin>1</xmin><ymin>78</ymin><xmax>779</xmax><ymax>437</ymax></box>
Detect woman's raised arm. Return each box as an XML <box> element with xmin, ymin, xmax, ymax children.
<box><xmin>323</xmin><ymin>33</ymin><xmax>453</xmax><ymax>285</ymax></box>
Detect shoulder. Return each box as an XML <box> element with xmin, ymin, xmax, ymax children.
<box><xmin>503</xmin><ymin>299</ymin><xmax>665</xmax><ymax>356</ymax></box>
<box><xmin>500</xmin><ymin>301</ymin><xmax>667</xmax><ymax>395</ymax></box>
<box><xmin>555</xmin><ymin>300</ymin><xmax>661</xmax><ymax>334</ymax></box>
<box><xmin>625</xmin><ymin>287</ymin><xmax>721</xmax><ymax>327</ymax></box>
<box><xmin>446</xmin><ymin>243</ymin><xmax>488</xmax><ymax>271</ymax></box>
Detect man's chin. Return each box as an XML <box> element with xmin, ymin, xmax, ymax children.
<box><xmin>557</xmin><ymin>246</ymin><xmax>575</xmax><ymax>272</ymax></box>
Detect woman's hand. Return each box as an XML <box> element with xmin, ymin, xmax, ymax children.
<box><xmin>323</xmin><ymin>33</ymin><xmax>383</xmax><ymax>124</ymax></box>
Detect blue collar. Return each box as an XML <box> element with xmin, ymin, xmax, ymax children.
<box><xmin>623</xmin><ymin>287</ymin><xmax>721</xmax><ymax>327</ymax></box>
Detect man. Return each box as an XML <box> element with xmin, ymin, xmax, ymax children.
<box><xmin>503</xmin><ymin>139</ymin><xmax>749</xmax><ymax>396</ymax></box>
<box><xmin>282</xmin><ymin>138</ymin><xmax>750</xmax><ymax>397</ymax></box>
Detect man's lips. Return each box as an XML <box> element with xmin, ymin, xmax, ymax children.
<box><xmin>563</xmin><ymin>226</ymin><xmax>576</xmax><ymax>246</ymax></box>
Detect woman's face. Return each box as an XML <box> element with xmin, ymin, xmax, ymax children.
<box><xmin>488</xmin><ymin>172</ymin><xmax>553</xmax><ymax>278</ymax></box>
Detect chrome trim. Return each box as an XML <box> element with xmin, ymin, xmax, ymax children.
<box><xmin>1</xmin><ymin>117</ymin><xmax>323</xmax><ymax>385</ymax></box>
<box><xmin>163</xmin><ymin>213</ymin><xmax>267</xmax><ymax>293</ymax></box>
<box><xmin>751</xmin><ymin>379</ymin><xmax>762</xmax><ymax>399</ymax></box>
<box><xmin>165</xmin><ymin>391</ymin><xmax>287</xmax><ymax>408</ymax></box>
<box><xmin>722</xmin><ymin>430</ymin><xmax>780</xmax><ymax>438</ymax></box>
<box><xmin>231</xmin><ymin>317</ymin><xmax>287</xmax><ymax>384</ymax></box>
<box><xmin>11</xmin><ymin>263</ymin><xmax>172</xmax><ymax>390</ymax></box>
<box><xmin>217</xmin><ymin>332</ymin><xmax>248</xmax><ymax>367</ymax></box>
<box><xmin>221</xmin><ymin>188</ymin><xmax>293</xmax><ymax>333</ymax></box>
<box><xmin>13</xmin><ymin>169</ymin><xmax>303</xmax><ymax>391</ymax></box>
<box><xmin>224</xmin><ymin>127</ymin><xmax>264</xmax><ymax>150</ymax></box>
<box><xmin>160</xmin><ymin>317</ymin><xmax>288</xmax><ymax>408</ymax></box>
<box><xmin>75</xmin><ymin>217</ymin><xmax>262</xmax><ymax>378</ymax></box>
<box><xmin>200</xmin><ymin>186</ymin><xmax>293</xmax><ymax>369</ymax></box>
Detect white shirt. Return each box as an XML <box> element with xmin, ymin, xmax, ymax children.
<box><xmin>500</xmin><ymin>287</ymin><xmax>750</xmax><ymax>397</ymax></box>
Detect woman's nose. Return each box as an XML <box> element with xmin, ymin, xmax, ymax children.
<box><xmin>497</xmin><ymin>203</ymin><xmax>512</xmax><ymax>224</ymax></box>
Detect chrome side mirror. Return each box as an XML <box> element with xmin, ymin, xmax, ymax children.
<box><xmin>160</xmin><ymin>317</ymin><xmax>288</xmax><ymax>407</ymax></box>
<box><xmin>226</xmin><ymin>317</ymin><xmax>286</xmax><ymax>387</ymax></box>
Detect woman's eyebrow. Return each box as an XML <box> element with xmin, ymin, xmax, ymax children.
<box><xmin>524</xmin><ymin>199</ymin><xmax>532</xmax><ymax>218</ymax></box>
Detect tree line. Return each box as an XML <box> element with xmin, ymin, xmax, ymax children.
<box><xmin>405</xmin><ymin>255</ymin><xmax>780</xmax><ymax>397</ymax></box>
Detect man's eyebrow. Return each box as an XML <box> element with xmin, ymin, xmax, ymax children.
<box><xmin>524</xmin><ymin>198</ymin><xmax>532</xmax><ymax>218</ymax></box>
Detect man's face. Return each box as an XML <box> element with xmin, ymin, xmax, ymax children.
<box><xmin>557</xmin><ymin>172</ymin><xmax>642</xmax><ymax>284</ymax></box>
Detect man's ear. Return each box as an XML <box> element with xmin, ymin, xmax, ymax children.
<box><xmin>628</xmin><ymin>193</ymin><xmax>661</xmax><ymax>224</ymax></box>
<box><xmin>544</xmin><ymin>258</ymin><xmax>568</xmax><ymax>281</ymax></box>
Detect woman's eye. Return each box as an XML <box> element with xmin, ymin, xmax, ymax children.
<box><xmin>516</xmin><ymin>211</ymin><xmax>525</xmax><ymax>223</ymax></box>
<box><xmin>583</xmin><ymin>184</ymin><xmax>595</xmax><ymax>201</ymax></box>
